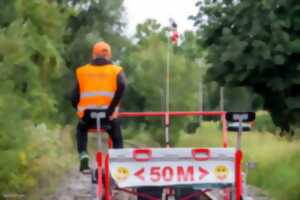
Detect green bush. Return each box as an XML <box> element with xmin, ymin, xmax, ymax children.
<box><xmin>249</xmin><ymin>153</ymin><xmax>300</xmax><ymax>200</ymax></box>
<box><xmin>0</xmin><ymin>124</ymin><xmax>75</xmax><ymax>199</ymax></box>
<box><xmin>254</xmin><ymin>111</ymin><xmax>278</xmax><ymax>133</ymax></box>
<box><xmin>176</xmin><ymin>121</ymin><xmax>300</xmax><ymax>200</ymax></box>
<box><xmin>124</xmin><ymin>127</ymin><xmax>161</xmax><ymax>147</ymax></box>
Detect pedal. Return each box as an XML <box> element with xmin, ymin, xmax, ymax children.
<box><xmin>81</xmin><ymin>169</ymin><xmax>92</xmax><ymax>175</ymax></box>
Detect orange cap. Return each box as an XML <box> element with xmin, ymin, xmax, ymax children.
<box><xmin>92</xmin><ymin>41</ymin><xmax>112</xmax><ymax>59</ymax></box>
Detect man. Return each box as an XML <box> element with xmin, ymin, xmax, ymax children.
<box><xmin>71</xmin><ymin>41</ymin><xmax>126</xmax><ymax>173</ymax></box>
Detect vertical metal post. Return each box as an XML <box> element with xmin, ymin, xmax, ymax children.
<box><xmin>96</xmin><ymin>152</ymin><xmax>103</xmax><ymax>199</ymax></box>
<box><xmin>235</xmin><ymin>116</ymin><xmax>243</xmax><ymax>200</ymax></box>
<box><xmin>92</xmin><ymin>113</ymin><xmax>103</xmax><ymax>199</ymax></box>
<box><xmin>165</xmin><ymin>32</ymin><xmax>171</xmax><ymax>147</ymax></box>
<box><xmin>96</xmin><ymin>116</ymin><xmax>102</xmax><ymax>151</ymax></box>
<box><xmin>105</xmin><ymin>154</ymin><xmax>111</xmax><ymax>200</ymax></box>
<box><xmin>160</xmin><ymin>89</ymin><xmax>165</xmax><ymax>127</ymax></box>
<box><xmin>91</xmin><ymin>112</ymin><xmax>106</xmax><ymax>200</ymax></box>
<box><xmin>165</xmin><ymin>113</ymin><xmax>170</xmax><ymax>148</ymax></box>
<box><xmin>222</xmin><ymin>112</ymin><xmax>230</xmax><ymax>200</ymax></box>
<box><xmin>197</xmin><ymin>59</ymin><xmax>203</xmax><ymax>123</ymax></box>
<box><xmin>220</xmin><ymin>86</ymin><xmax>224</xmax><ymax>111</ymax></box>
<box><xmin>163</xmin><ymin>27</ymin><xmax>172</xmax><ymax>200</ymax></box>
<box><xmin>235</xmin><ymin>150</ymin><xmax>242</xmax><ymax>200</ymax></box>
<box><xmin>221</xmin><ymin>112</ymin><xmax>228</xmax><ymax>148</ymax></box>
<box><xmin>237</xmin><ymin>117</ymin><xmax>242</xmax><ymax>150</ymax></box>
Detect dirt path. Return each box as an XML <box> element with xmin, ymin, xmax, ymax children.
<box><xmin>207</xmin><ymin>186</ymin><xmax>271</xmax><ymax>200</ymax></box>
<box><xmin>51</xmin><ymin>140</ymin><xmax>271</xmax><ymax>200</ymax></box>
<box><xmin>246</xmin><ymin>185</ymin><xmax>271</xmax><ymax>200</ymax></box>
<box><xmin>51</xmin><ymin>168</ymin><xmax>96</xmax><ymax>200</ymax></box>
<box><xmin>51</xmin><ymin>140</ymin><xmax>136</xmax><ymax>200</ymax></box>
<box><xmin>51</xmin><ymin>167</ymin><xmax>271</xmax><ymax>200</ymax></box>
<box><xmin>51</xmin><ymin>166</ymin><xmax>137</xmax><ymax>200</ymax></box>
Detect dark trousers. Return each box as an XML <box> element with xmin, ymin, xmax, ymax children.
<box><xmin>76</xmin><ymin>119</ymin><xmax>123</xmax><ymax>153</ymax></box>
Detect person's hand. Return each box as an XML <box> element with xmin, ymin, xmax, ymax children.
<box><xmin>106</xmin><ymin>108</ymin><xmax>118</xmax><ymax>121</ymax></box>
<box><xmin>105</xmin><ymin>108</ymin><xmax>113</xmax><ymax>120</ymax></box>
<box><xmin>109</xmin><ymin>112</ymin><xmax>119</xmax><ymax>121</ymax></box>
<box><xmin>106</xmin><ymin>106</ymin><xmax>119</xmax><ymax>121</ymax></box>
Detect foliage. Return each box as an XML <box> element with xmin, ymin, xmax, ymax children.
<box><xmin>63</xmin><ymin>0</ymin><xmax>128</xmax><ymax>68</ymax></box>
<box><xmin>124</xmin><ymin>128</ymin><xmax>161</xmax><ymax>148</ymax></box>
<box><xmin>122</xmin><ymin>19</ymin><xmax>201</xmax><ymax>144</ymax></box>
<box><xmin>0</xmin><ymin>0</ymin><xmax>73</xmax><ymax>196</ymax></box>
<box><xmin>176</xmin><ymin>121</ymin><xmax>300</xmax><ymax>200</ymax></box>
<box><xmin>2</xmin><ymin>0</ymin><xmax>300</xmax><ymax>198</ymax></box>
<box><xmin>0</xmin><ymin>0</ymin><xmax>130</xmax><ymax>197</ymax></box>
<box><xmin>192</xmin><ymin>0</ymin><xmax>300</xmax><ymax>134</ymax></box>
<box><xmin>223</xmin><ymin>86</ymin><xmax>263</xmax><ymax>111</ymax></box>
<box><xmin>0</xmin><ymin>123</ymin><xmax>75</xmax><ymax>197</ymax></box>
<box><xmin>0</xmin><ymin>0</ymin><xmax>70</xmax><ymax>124</ymax></box>
<box><xmin>255</xmin><ymin>111</ymin><xmax>278</xmax><ymax>133</ymax></box>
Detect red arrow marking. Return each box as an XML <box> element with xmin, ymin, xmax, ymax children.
<box><xmin>134</xmin><ymin>168</ymin><xmax>145</xmax><ymax>181</ymax></box>
<box><xmin>199</xmin><ymin>167</ymin><xmax>209</xmax><ymax>180</ymax></box>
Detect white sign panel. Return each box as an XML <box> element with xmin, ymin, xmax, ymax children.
<box><xmin>109</xmin><ymin>148</ymin><xmax>236</xmax><ymax>188</ymax></box>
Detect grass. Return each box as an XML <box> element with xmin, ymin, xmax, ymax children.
<box><xmin>124</xmin><ymin>126</ymin><xmax>161</xmax><ymax>148</ymax></box>
<box><xmin>21</xmin><ymin>124</ymin><xmax>76</xmax><ymax>199</ymax></box>
<box><xmin>175</xmin><ymin>121</ymin><xmax>300</xmax><ymax>200</ymax></box>
<box><xmin>8</xmin><ymin>115</ymin><xmax>298</xmax><ymax>200</ymax></box>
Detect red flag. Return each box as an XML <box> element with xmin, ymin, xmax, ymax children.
<box><xmin>169</xmin><ymin>18</ymin><xmax>179</xmax><ymax>45</ymax></box>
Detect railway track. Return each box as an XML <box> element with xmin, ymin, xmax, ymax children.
<box><xmin>51</xmin><ymin>141</ymin><xmax>139</xmax><ymax>200</ymax></box>
<box><xmin>50</xmin><ymin>139</ymin><xmax>270</xmax><ymax>200</ymax></box>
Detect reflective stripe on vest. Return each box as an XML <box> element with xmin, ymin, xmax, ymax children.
<box><xmin>77</xmin><ymin>105</ymin><xmax>108</xmax><ymax>112</ymax></box>
<box><xmin>80</xmin><ymin>91</ymin><xmax>114</xmax><ymax>99</ymax></box>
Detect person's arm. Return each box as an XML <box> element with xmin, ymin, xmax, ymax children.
<box><xmin>106</xmin><ymin>71</ymin><xmax>126</xmax><ymax>118</ymax></box>
<box><xmin>71</xmin><ymin>81</ymin><xmax>80</xmax><ymax>109</ymax></box>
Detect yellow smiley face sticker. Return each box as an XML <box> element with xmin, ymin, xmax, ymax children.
<box><xmin>113</xmin><ymin>167</ymin><xmax>130</xmax><ymax>182</ymax></box>
<box><xmin>214</xmin><ymin>165</ymin><xmax>229</xmax><ymax>181</ymax></box>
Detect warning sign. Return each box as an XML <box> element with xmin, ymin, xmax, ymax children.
<box><xmin>109</xmin><ymin>148</ymin><xmax>236</xmax><ymax>188</ymax></box>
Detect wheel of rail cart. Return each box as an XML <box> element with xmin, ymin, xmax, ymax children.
<box><xmin>91</xmin><ymin>168</ymin><xmax>98</xmax><ymax>184</ymax></box>
<box><xmin>175</xmin><ymin>187</ymin><xmax>201</xmax><ymax>200</ymax></box>
<box><xmin>229</xmin><ymin>187</ymin><xmax>244</xmax><ymax>200</ymax></box>
<box><xmin>136</xmin><ymin>186</ymin><xmax>163</xmax><ymax>200</ymax></box>
<box><xmin>90</xmin><ymin>168</ymin><xmax>103</xmax><ymax>199</ymax></box>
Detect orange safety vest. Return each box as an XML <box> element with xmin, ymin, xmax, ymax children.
<box><xmin>76</xmin><ymin>64</ymin><xmax>123</xmax><ymax>118</ymax></box>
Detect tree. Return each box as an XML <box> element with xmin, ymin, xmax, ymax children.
<box><xmin>63</xmin><ymin>0</ymin><xmax>128</xmax><ymax>68</ymax></box>
<box><xmin>192</xmin><ymin>0</ymin><xmax>300</xmax><ymax>135</ymax></box>
<box><xmin>0</xmin><ymin>0</ymin><xmax>70</xmax><ymax>193</ymax></box>
<box><xmin>122</xmin><ymin>20</ymin><xmax>201</xmax><ymax>144</ymax></box>
<box><xmin>0</xmin><ymin>0</ymin><xmax>130</xmax><ymax>194</ymax></box>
